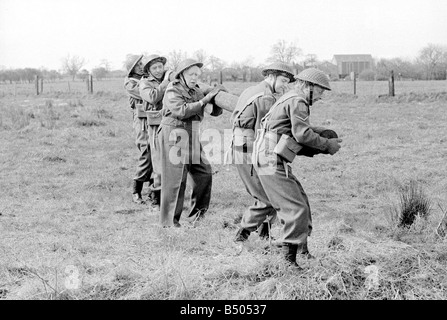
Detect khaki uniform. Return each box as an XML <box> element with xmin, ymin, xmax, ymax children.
<box><xmin>253</xmin><ymin>91</ymin><xmax>330</xmax><ymax>249</ymax></box>
<box><xmin>228</xmin><ymin>81</ymin><xmax>278</xmax><ymax>231</ymax></box>
<box><xmin>124</xmin><ymin>75</ymin><xmax>153</xmax><ymax>183</ymax></box>
<box><xmin>158</xmin><ymin>80</ymin><xmax>221</xmax><ymax>227</ymax></box>
<box><xmin>139</xmin><ymin>74</ymin><xmax>170</xmax><ymax>190</ymax></box>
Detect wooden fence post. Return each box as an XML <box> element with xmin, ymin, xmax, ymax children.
<box><xmin>86</xmin><ymin>76</ymin><xmax>90</xmax><ymax>93</ymax></box>
<box><xmin>35</xmin><ymin>75</ymin><xmax>39</xmax><ymax>95</ymax></box>
<box><xmin>389</xmin><ymin>70</ymin><xmax>395</xmax><ymax>96</ymax></box>
<box><xmin>351</xmin><ymin>72</ymin><xmax>357</xmax><ymax>95</ymax></box>
<box><xmin>89</xmin><ymin>74</ymin><xmax>93</xmax><ymax>93</ymax></box>
<box><xmin>40</xmin><ymin>78</ymin><xmax>44</xmax><ymax>94</ymax></box>
<box><xmin>219</xmin><ymin>71</ymin><xmax>223</xmax><ymax>84</ymax></box>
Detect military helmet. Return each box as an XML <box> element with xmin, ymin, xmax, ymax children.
<box><xmin>262</xmin><ymin>62</ymin><xmax>295</xmax><ymax>82</ymax></box>
<box><xmin>142</xmin><ymin>54</ymin><xmax>167</xmax><ymax>72</ymax></box>
<box><xmin>125</xmin><ymin>54</ymin><xmax>143</xmax><ymax>76</ymax></box>
<box><xmin>174</xmin><ymin>58</ymin><xmax>204</xmax><ymax>79</ymax></box>
<box><xmin>295</xmin><ymin>68</ymin><xmax>331</xmax><ymax>91</ymax></box>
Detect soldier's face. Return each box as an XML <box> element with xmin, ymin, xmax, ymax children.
<box><xmin>274</xmin><ymin>75</ymin><xmax>291</xmax><ymax>94</ymax></box>
<box><xmin>311</xmin><ymin>85</ymin><xmax>325</xmax><ymax>102</ymax></box>
<box><xmin>182</xmin><ymin>66</ymin><xmax>201</xmax><ymax>87</ymax></box>
<box><xmin>149</xmin><ymin>62</ymin><xmax>165</xmax><ymax>80</ymax></box>
<box><xmin>133</xmin><ymin>60</ymin><xmax>144</xmax><ymax>75</ymax></box>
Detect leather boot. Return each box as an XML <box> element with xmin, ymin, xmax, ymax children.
<box><xmin>234</xmin><ymin>228</ymin><xmax>251</xmax><ymax>242</ymax></box>
<box><xmin>151</xmin><ymin>189</ymin><xmax>160</xmax><ymax>208</ymax></box>
<box><xmin>281</xmin><ymin>243</ymin><xmax>303</xmax><ymax>270</ymax></box>
<box><xmin>258</xmin><ymin>222</ymin><xmax>275</xmax><ymax>241</ymax></box>
<box><xmin>297</xmin><ymin>242</ymin><xmax>315</xmax><ymax>259</ymax></box>
<box><xmin>132</xmin><ymin>180</ymin><xmax>145</xmax><ymax>204</ymax></box>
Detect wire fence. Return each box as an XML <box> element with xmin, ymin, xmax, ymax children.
<box><xmin>1</xmin><ymin>78</ymin><xmax>446</xmax><ymax>97</ymax></box>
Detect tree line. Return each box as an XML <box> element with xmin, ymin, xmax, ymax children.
<box><xmin>1</xmin><ymin>41</ymin><xmax>446</xmax><ymax>84</ymax></box>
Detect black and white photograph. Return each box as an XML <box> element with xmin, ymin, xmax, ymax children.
<box><xmin>1</xmin><ymin>0</ymin><xmax>447</xmax><ymax>305</ymax></box>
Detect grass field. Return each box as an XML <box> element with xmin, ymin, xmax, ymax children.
<box><xmin>1</xmin><ymin>79</ymin><xmax>447</xmax><ymax>300</ymax></box>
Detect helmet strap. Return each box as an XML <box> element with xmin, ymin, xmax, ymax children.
<box><xmin>308</xmin><ymin>83</ymin><xmax>314</xmax><ymax>106</ymax></box>
<box><xmin>180</xmin><ymin>73</ymin><xmax>191</xmax><ymax>90</ymax></box>
<box><xmin>271</xmin><ymin>75</ymin><xmax>277</xmax><ymax>94</ymax></box>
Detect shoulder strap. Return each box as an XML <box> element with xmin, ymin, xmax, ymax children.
<box><xmin>261</xmin><ymin>92</ymin><xmax>307</xmax><ymax>126</ymax></box>
<box><xmin>232</xmin><ymin>92</ymin><xmax>265</xmax><ymax>124</ymax></box>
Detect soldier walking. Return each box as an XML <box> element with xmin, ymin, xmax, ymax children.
<box><xmin>227</xmin><ymin>62</ymin><xmax>296</xmax><ymax>243</ymax></box>
<box><xmin>123</xmin><ymin>54</ymin><xmax>154</xmax><ymax>204</ymax></box>
<box><xmin>253</xmin><ymin>68</ymin><xmax>342</xmax><ymax>269</ymax></box>
<box><xmin>139</xmin><ymin>54</ymin><xmax>175</xmax><ymax>208</ymax></box>
<box><xmin>158</xmin><ymin>59</ymin><xmax>225</xmax><ymax>227</ymax></box>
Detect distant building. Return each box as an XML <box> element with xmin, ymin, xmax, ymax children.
<box><xmin>332</xmin><ymin>54</ymin><xmax>374</xmax><ymax>79</ymax></box>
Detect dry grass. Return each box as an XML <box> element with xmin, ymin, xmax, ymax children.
<box><xmin>1</xmin><ymin>81</ymin><xmax>447</xmax><ymax>300</ymax></box>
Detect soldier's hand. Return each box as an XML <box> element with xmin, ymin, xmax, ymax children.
<box><xmin>214</xmin><ymin>84</ymin><xmax>228</xmax><ymax>93</ymax></box>
<box><xmin>201</xmin><ymin>89</ymin><xmax>219</xmax><ymax>105</ymax></box>
<box><xmin>326</xmin><ymin>138</ymin><xmax>342</xmax><ymax>155</ymax></box>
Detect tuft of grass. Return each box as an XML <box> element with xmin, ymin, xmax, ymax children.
<box><xmin>94</xmin><ymin>107</ymin><xmax>113</xmax><ymax>119</ymax></box>
<box><xmin>39</xmin><ymin>100</ymin><xmax>60</xmax><ymax>129</ymax></box>
<box><xmin>68</xmin><ymin>99</ymin><xmax>84</xmax><ymax>107</ymax></box>
<box><xmin>43</xmin><ymin>156</ymin><xmax>66</xmax><ymax>163</ymax></box>
<box><xmin>9</xmin><ymin>106</ymin><xmax>31</xmax><ymax>130</ymax></box>
<box><xmin>75</xmin><ymin>119</ymin><xmax>105</xmax><ymax>127</ymax></box>
<box><xmin>396</xmin><ymin>180</ymin><xmax>432</xmax><ymax>228</ymax></box>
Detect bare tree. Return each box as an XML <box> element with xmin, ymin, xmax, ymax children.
<box><xmin>100</xmin><ymin>59</ymin><xmax>112</xmax><ymax>72</ymax></box>
<box><xmin>417</xmin><ymin>43</ymin><xmax>447</xmax><ymax>80</ymax></box>
<box><xmin>92</xmin><ymin>67</ymin><xmax>108</xmax><ymax>80</ymax></box>
<box><xmin>192</xmin><ymin>49</ymin><xmax>209</xmax><ymax>69</ymax></box>
<box><xmin>167</xmin><ymin>49</ymin><xmax>188</xmax><ymax>71</ymax></box>
<box><xmin>240</xmin><ymin>56</ymin><xmax>255</xmax><ymax>68</ymax></box>
<box><xmin>77</xmin><ymin>69</ymin><xmax>90</xmax><ymax>81</ymax></box>
<box><xmin>208</xmin><ymin>55</ymin><xmax>226</xmax><ymax>72</ymax></box>
<box><xmin>61</xmin><ymin>54</ymin><xmax>86</xmax><ymax>81</ymax></box>
<box><xmin>267</xmin><ymin>39</ymin><xmax>302</xmax><ymax>64</ymax></box>
<box><xmin>303</xmin><ymin>54</ymin><xmax>319</xmax><ymax>68</ymax></box>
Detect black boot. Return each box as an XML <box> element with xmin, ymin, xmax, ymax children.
<box><xmin>234</xmin><ymin>228</ymin><xmax>251</xmax><ymax>242</ymax></box>
<box><xmin>148</xmin><ymin>189</ymin><xmax>160</xmax><ymax>209</ymax></box>
<box><xmin>258</xmin><ymin>222</ymin><xmax>274</xmax><ymax>241</ymax></box>
<box><xmin>297</xmin><ymin>242</ymin><xmax>315</xmax><ymax>259</ymax></box>
<box><xmin>132</xmin><ymin>180</ymin><xmax>145</xmax><ymax>204</ymax></box>
<box><xmin>281</xmin><ymin>243</ymin><xmax>303</xmax><ymax>270</ymax></box>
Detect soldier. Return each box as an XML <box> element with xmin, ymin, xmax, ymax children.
<box><xmin>252</xmin><ymin>68</ymin><xmax>342</xmax><ymax>269</ymax></box>
<box><xmin>123</xmin><ymin>54</ymin><xmax>154</xmax><ymax>204</ymax></box>
<box><xmin>139</xmin><ymin>54</ymin><xmax>175</xmax><ymax>208</ymax></box>
<box><xmin>158</xmin><ymin>58</ymin><xmax>225</xmax><ymax>227</ymax></box>
<box><xmin>228</xmin><ymin>62</ymin><xmax>296</xmax><ymax>243</ymax></box>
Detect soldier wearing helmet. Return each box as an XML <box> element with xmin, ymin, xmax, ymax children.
<box><xmin>228</xmin><ymin>62</ymin><xmax>295</xmax><ymax>244</ymax></box>
<box><xmin>123</xmin><ymin>54</ymin><xmax>154</xmax><ymax>205</ymax></box>
<box><xmin>138</xmin><ymin>54</ymin><xmax>175</xmax><ymax>208</ymax></box>
<box><xmin>158</xmin><ymin>58</ymin><xmax>227</xmax><ymax>227</ymax></box>
<box><xmin>252</xmin><ymin>67</ymin><xmax>342</xmax><ymax>269</ymax></box>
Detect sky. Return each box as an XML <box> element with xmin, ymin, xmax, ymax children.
<box><xmin>1</xmin><ymin>0</ymin><xmax>446</xmax><ymax>71</ymax></box>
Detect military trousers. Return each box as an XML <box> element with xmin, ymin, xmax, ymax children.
<box><xmin>147</xmin><ymin>124</ymin><xmax>161</xmax><ymax>190</ymax></box>
<box><xmin>253</xmin><ymin>132</ymin><xmax>312</xmax><ymax>246</ymax></box>
<box><xmin>133</xmin><ymin>110</ymin><xmax>153</xmax><ymax>183</ymax></box>
<box><xmin>235</xmin><ymin>153</ymin><xmax>276</xmax><ymax>231</ymax></box>
<box><xmin>158</xmin><ymin>121</ymin><xmax>212</xmax><ymax>227</ymax></box>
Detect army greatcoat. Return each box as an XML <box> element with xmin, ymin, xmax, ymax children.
<box><xmin>124</xmin><ymin>74</ymin><xmax>153</xmax><ymax>183</ymax></box>
<box><xmin>158</xmin><ymin>79</ymin><xmax>220</xmax><ymax>227</ymax></box>
<box><xmin>139</xmin><ymin>73</ymin><xmax>170</xmax><ymax>190</ymax></box>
